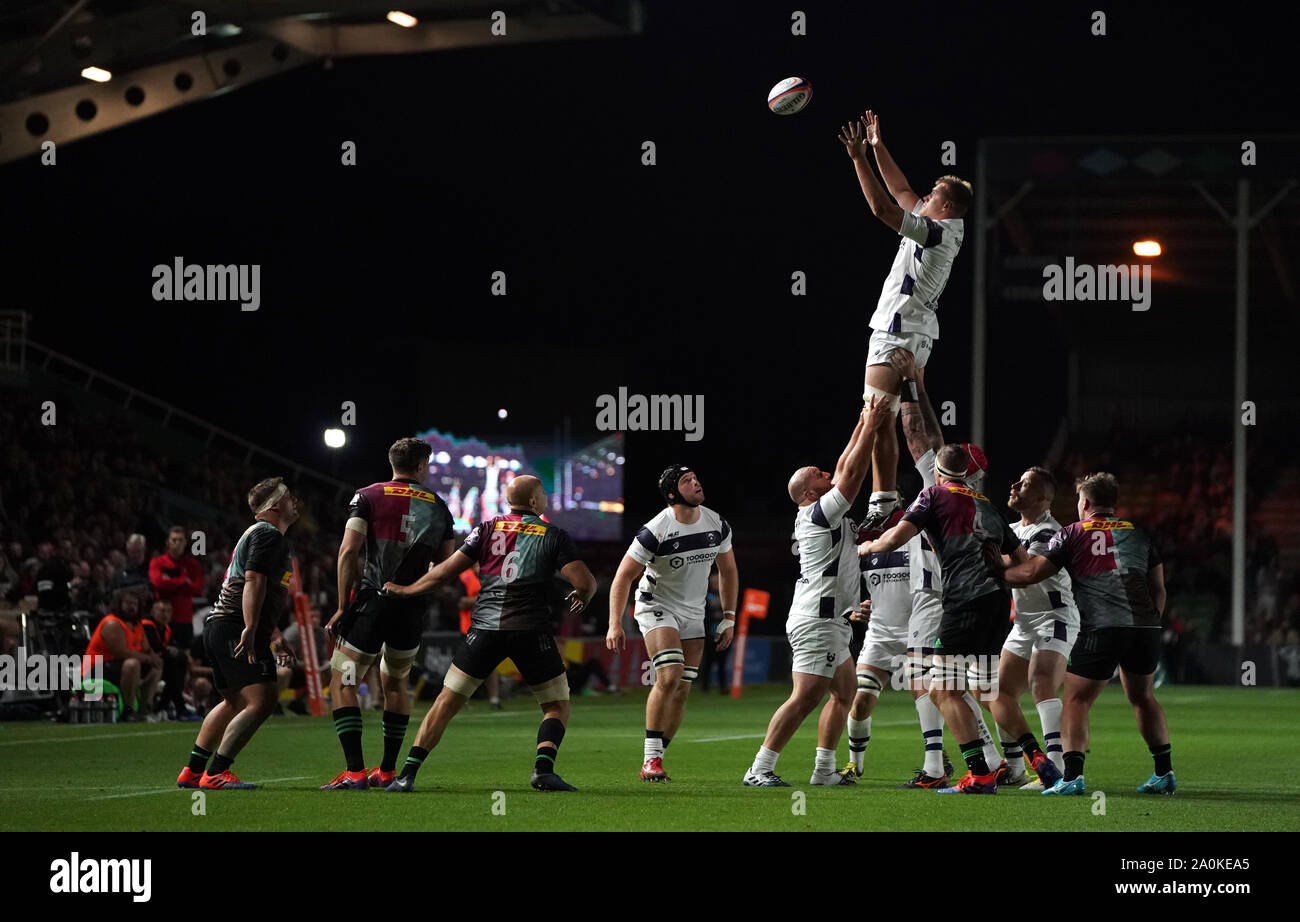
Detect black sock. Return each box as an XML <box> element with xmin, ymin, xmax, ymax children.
<box><xmin>208</xmin><ymin>752</ymin><xmax>233</xmax><ymax>775</ymax></box>
<box><xmin>380</xmin><ymin>710</ymin><xmax>410</xmax><ymax>774</ymax></box>
<box><xmin>960</xmin><ymin>740</ymin><xmax>989</xmax><ymax>775</ymax></box>
<box><xmin>1017</xmin><ymin>733</ymin><xmax>1044</xmax><ymax>761</ymax></box>
<box><xmin>536</xmin><ymin>717</ymin><xmax>566</xmax><ymax>774</ymax></box>
<box><xmin>187</xmin><ymin>745</ymin><xmax>212</xmax><ymax>774</ymax></box>
<box><xmin>1150</xmin><ymin>743</ymin><xmax>1172</xmax><ymax>776</ymax></box>
<box><xmin>645</xmin><ymin>729</ymin><xmax>664</xmax><ymax>741</ymax></box>
<box><xmin>400</xmin><ymin>746</ymin><xmax>429</xmax><ymax>780</ymax></box>
<box><xmin>663</xmin><ymin>737</ymin><xmax>672</xmax><ymax>750</ymax></box>
<box><xmin>332</xmin><ymin>706</ymin><xmax>365</xmax><ymax>773</ymax></box>
<box><xmin>1064</xmin><ymin>750</ymin><xmax>1086</xmax><ymax>782</ymax></box>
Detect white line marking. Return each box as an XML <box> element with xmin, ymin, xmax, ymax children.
<box><xmin>88</xmin><ymin>775</ymin><xmax>310</xmax><ymax>800</ymax></box>
<box><xmin>0</xmin><ymin>728</ymin><xmax>195</xmax><ymax>747</ymax></box>
<box><xmin>689</xmin><ymin>734</ymin><xmax>765</xmax><ymax>743</ymax></box>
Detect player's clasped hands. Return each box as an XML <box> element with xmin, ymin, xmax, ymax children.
<box><xmin>847</xmin><ymin>599</ymin><xmax>872</xmax><ymax>624</ymax></box>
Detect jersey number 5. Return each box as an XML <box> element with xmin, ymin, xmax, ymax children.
<box><xmin>400</xmin><ymin>513</ymin><xmax>416</xmax><ymax>547</ymax></box>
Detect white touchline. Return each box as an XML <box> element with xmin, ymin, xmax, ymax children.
<box><xmin>88</xmin><ymin>776</ymin><xmax>311</xmax><ymax>800</ymax></box>
<box><xmin>690</xmin><ymin>720</ymin><xmax>919</xmax><ymax>743</ymax></box>
<box><xmin>0</xmin><ymin>728</ymin><xmax>195</xmax><ymax>747</ymax></box>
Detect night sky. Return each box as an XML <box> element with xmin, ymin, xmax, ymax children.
<box><xmin>9</xmin><ymin>1</ymin><xmax>1296</xmax><ymax>556</ymax></box>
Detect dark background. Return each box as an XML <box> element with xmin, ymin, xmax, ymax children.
<box><xmin>7</xmin><ymin>1</ymin><xmax>1296</xmax><ymax>567</ymax></box>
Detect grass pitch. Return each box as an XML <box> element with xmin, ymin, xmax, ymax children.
<box><xmin>1</xmin><ymin>684</ymin><xmax>1297</xmax><ymax>832</ymax></box>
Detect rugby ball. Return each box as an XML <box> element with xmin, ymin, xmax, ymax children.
<box><xmin>767</xmin><ymin>77</ymin><xmax>812</xmax><ymax>115</ymax></box>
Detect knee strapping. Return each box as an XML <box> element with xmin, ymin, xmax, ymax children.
<box><xmin>330</xmin><ymin>646</ymin><xmax>376</xmax><ymax>681</ymax></box>
<box><xmin>863</xmin><ymin>384</ymin><xmax>902</xmax><ymax>415</ymax></box>
<box><xmin>652</xmin><ymin>648</ymin><xmax>685</xmax><ymax>672</ymax></box>
<box><xmin>530</xmin><ymin>673</ymin><xmax>570</xmax><ymax>704</ymax></box>
<box><xmin>856</xmin><ymin>672</ymin><xmax>884</xmax><ymax>698</ymax></box>
<box><xmin>443</xmin><ymin>668</ymin><xmax>482</xmax><ymax>697</ymax></box>
<box><xmin>379</xmin><ymin>644</ymin><xmax>418</xmax><ymax>681</ymax></box>
<box><xmin>680</xmin><ymin>665</ymin><xmax>699</xmax><ymax>684</ymax></box>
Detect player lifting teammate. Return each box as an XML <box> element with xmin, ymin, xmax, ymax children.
<box><xmin>837</xmin><ymin>110</ymin><xmax>970</xmax><ymax>530</ymax></box>
<box><xmin>320</xmin><ymin>437</ymin><xmax>457</xmax><ymax>790</ymax></box>
<box><xmin>1004</xmin><ymin>473</ymin><xmax>1175</xmax><ymax>796</ymax></box>
<box><xmin>849</xmin><ymin>348</ymin><xmax>1002</xmax><ymax>787</ymax></box>
<box><xmin>607</xmin><ymin>465</ymin><xmax>738</xmax><ymax>782</ymax></box>
<box><xmin>382</xmin><ymin>475</ymin><xmax>596</xmax><ymax>792</ymax></box>
<box><xmin>862</xmin><ymin>445</ymin><xmax>1063</xmax><ymax>794</ymax></box>
<box><xmin>744</xmin><ymin>399</ymin><xmax>890</xmax><ymax>787</ymax></box>
<box><xmin>176</xmin><ymin>477</ymin><xmax>297</xmax><ymax>790</ymax></box>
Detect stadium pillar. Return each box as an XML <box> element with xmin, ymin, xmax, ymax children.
<box><xmin>971</xmin><ymin>141</ymin><xmax>989</xmax><ymax>447</ymax></box>
<box><xmin>1232</xmin><ymin>180</ymin><xmax>1248</xmax><ymax>648</ymax></box>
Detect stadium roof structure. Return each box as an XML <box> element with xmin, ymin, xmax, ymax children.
<box><xmin>970</xmin><ymin>134</ymin><xmax>1300</xmax><ymax>646</ymax></box>
<box><xmin>0</xmin><ymin>0</ymin><xmax>645</xmax><ymax>165</ymax></box>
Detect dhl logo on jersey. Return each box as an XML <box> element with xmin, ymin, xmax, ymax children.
<box><xmin>383</xmin><ymin>486</ymin><xmax>438</xmax><ymax>503</ymax></box>
<box><xmin>1081</xmin><ymin>519</ymin><xmax>1135</xmax><ymax>531</ymax></box>
<box><xmin>494</xmin><ymin>520</ymin><xmax>548</xmax><ymax>536</ymax></box>
<box><xmin>943</xmin><ymin>483</ymin><xmax>990</xmax><ymax>502</ymax></box>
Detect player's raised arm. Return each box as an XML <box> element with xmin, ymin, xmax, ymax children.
<box><xmin>838</xmin><ymin>119</ymin><xmax>905</xmax><ymax>232</ymax></box>
<box><xmin>836</xmin><ymin>398</ymin><xmax>893</xmax><ymax>504</ymax></box>
<box><xmin>606</xmin><ymin>553</ymin><xmax>645</xmax><ymax>652</ymax></box>
<box><xmin>891</xmin><ymin>348</ymin><xmax>944</xmax><ymax>463</ymax></box>
<box><xmin>862</xmin><ymin>110</ymin><xmax>920</xmax><ymax>212</ymax></box>
<box><xmin>383</xmin><ymin>549</ymin><xmax>474</xmax><ymax>598</ymax></box>
<box><xmin>833</xmin><ymin>412</ymin><xmax>867</xmax><ymax>481</ymax></box>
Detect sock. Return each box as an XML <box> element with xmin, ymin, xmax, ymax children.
<box><xmin>400</xmin><ymin>745</ymin><xmax>429</xmax><ymax>780</ymax></box>
<box><xmin>663</xmin><ymin>737</ymin><xmax>672</xmax><ymax>750</ymax></box>
<box><xmin>869</xmin><ymin>490</ymin><xmax>898</xmax><ymax>510</ymax></box>
<box><xmin>1150</xmin><ymin>743</ymin><xmax>1172</xmax><ymax>776</ymax></box>
<box><xmin>815</xmin><ymin>747</ymin><xmax>835</xmax><ymax>773</ymax></box>
<box><xmin>961</xmin><ymin>692</ymin><xmax>1002</xmax><ymax>767</ymax></box>
<box><xmin>1036</xmin><ymin>697</ymin><xmax>1065</xmax><ymax>772</ymax></box>
<box><xmin>644</xmin><ymin>730</ymin><xmax>664</xmax><ymax>762</ymax></box>
<box><xmin>1064</xmin><ymin>750</ymin><xmax>1085</xmax><ymax>782</ymax></box>
<box><xmin>332</xmin><ymin>706</ymin><xmax>365</xmax><ymax>773</ymax></box>
<box><xmin>186</xmin><ymin>745</ymin><xmax>212</xmax><ymax>774</ymax></box>
<box><xmin>380</xmin><ymin>710</ymin><xmax>410</xmax><ymax>774</ymax></box>
<box><xmin>751</xmin><ymin>745</ymin><xmax>779</xmax><ymax>774</ymax></box>
<box><xmin>998</xmin><ymin>726</ymin><xmax>1024</xmax><ymax>774</ymax></box>
<box><xmin>1018</xmin><ymin>732</ymin><xmax>1045</xmax><ymax>764</ymax></box>
<box><xmin>847</xmin><ymin>717</ymin><xmax>871</xmax><ymax>772</ymax></box>
<box><xmin>208</xmin><ymin>752</ymin><xmax>233</xmax><ymax>775</ymax></box>
<box><xmin>915</xmin><ymin>693</ymin><xmax>946</xmax><ymax>776</ymax></box>
<box><xmin>959</xmin><ymin>739</ymin><xmax>990</xmax><ymax>776</ymax></box>
<box><xmin>489</xmin><ymin>695</ymin><xmax>500</xmax><ymax>705</ymax></box>
<box><xmin>536</xmin><ymin>716</ymin><xmax>565</xmax><ymax>775</ymax></box>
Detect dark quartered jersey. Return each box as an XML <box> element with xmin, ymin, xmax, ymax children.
<box><xmin>901</xmin><ymin>481</ymin><xmax>1019</xmax><ymax>611</ymax></box>
<box><xmin>209</xmin><ymin>520</ymin><xmax>293</xmax><ymax>646</ymax></box>
<box><xmin>1043</xmin><ymin>515</ymin><xmax>1162</xmax><ymax>630</ymax></box>
<box><xmin>459</xmin><ymin>513</ymin><xmax>579</xmax><ymax>631</ymax></box>
<box><xmin>347</xmin><ymin>479</ymin><xmax>456</xmax><ymax>591</ymax></box>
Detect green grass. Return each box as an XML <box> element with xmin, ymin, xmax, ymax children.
<box><xmin>2</xmin><ymin>684</ymin><xmax>1297</xmax><ymax>831</ymax></box>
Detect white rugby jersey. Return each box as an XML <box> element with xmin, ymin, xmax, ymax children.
<box><xmin>628</xmin><ymin>506</ymin><xmax>732</xmax><ymax>620</ymax></box>
<box><xmin>860</xmin><ymin>542</ymin><xmax>912</xmax><ymax>629</ymax></box>
<box><xmin>909</xmin><ymin>450</ymin><xmax>944</xmax><ymax>593</ymax></box>
<box><xmin>869</xmin><ymin>201</ymin><xmax>964</xmax><ymax>340</ymax></box>
<box><xmin>789</xmin><ymin>486</ymin><xmax>860</xmax><ymax>626</ymax></box>
<box><xmin>1012</xmin><ymin>510</ymin><xmax>1080</xmax><ymax>626</ymax></box>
